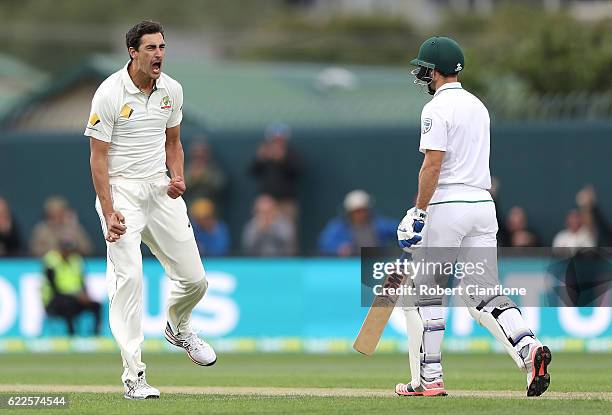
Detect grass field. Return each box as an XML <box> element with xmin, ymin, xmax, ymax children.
<box><xmin>0</xmin><ymin>352</ymin><xmax>610</xmax><ymax>414</ymax></box>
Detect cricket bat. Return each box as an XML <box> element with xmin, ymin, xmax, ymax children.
<box><xmin>353</xmin><ymin>253</ymin><xmax>412</xmax><ymax>355</ymax></box>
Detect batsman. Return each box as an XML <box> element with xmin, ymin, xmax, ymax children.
<box><xmin>395</xmin><ymin>36</ymin><xmax>551</xmax><ymax>397</ymax></box>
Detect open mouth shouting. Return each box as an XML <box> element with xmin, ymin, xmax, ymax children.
<box><xmin>151</xmin><ymin>61</ymin><xmax>162</xmax><ymax>76</ymax></box>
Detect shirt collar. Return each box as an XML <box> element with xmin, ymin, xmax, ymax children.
<box><xmin>122</xmin><ymin>61</ymin><xmax>166</xmax><ymax>94</ymax></box>
<box><xmin>434</xmin><ymin>82</ymin><xmax>462</xmax><ymax>97</ymax></box>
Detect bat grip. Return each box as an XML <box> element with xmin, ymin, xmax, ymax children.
<box><xmin>400</xmin><ymin>252</ymin><xmax>412</xmax><ymax>261</ymax></box>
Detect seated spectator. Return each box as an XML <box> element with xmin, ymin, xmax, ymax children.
<box><xmin>184</xmin><ymin>138</ymin><xmax>227</xmax><ymax>207</ymax></box>
<box><xmin>242</xmin><ymin>195</ymin><xmax>296</xmax><ymax>256</ymax></box>
<box><xmin>576</xmin><ymin>185</ymin><xmax>612</xmax><ymax>247</ymax></box>
<box><xmin>0</xmin><ymin>197</ymin><xmax>23</xmax><ymax>256</ymax></box>
<box><xmin>190</xmin><ymin>198</ymin><xmax>230</xmax><ymax>256</ymax></box>
<box><xmin>249</xmin><ymin>123</ymin><xmax>301</xmax><ymax>222</ymax></box>
<box><xmin>42</xmin><ymin>239</ymin><xmax>101</xmax><ymax>336</ymax></box>
<box><xmin>504</xmin><ymin>206</ymin><xmax>539</xmax><ymax>247</ymax></box>
<box><xmin>30</xmin><ymin>196</ymin><xmax>93</xmax><ymax>257</ymax></box>
<box><xmin>552</xmin><ymin>209</ymin><xmax>596</xmax><ymax>250</ymax></box>
<box><xmin>318</xmin><ymin>190</ymin><xmax>397</xmax><ymax>256</ymax></box>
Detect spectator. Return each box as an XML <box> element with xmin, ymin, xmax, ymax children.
<box><xmin>249</xmin><ymin>123</ymin><xmax>301</xmax><ymax>221</ymax></box>
<box><xmin>552</xmin><ymin>209</ymin><xmax>596</xmax><ymax>250</ymax></box>
<box><xmin>503</xmin><ymin>206</ymin><xmax>540</xmax><ymax>248</ymax></box>
<box><xmin>41</xmin><ymin>239</ymin><xmax>101</xmax><ymax>336</ymax></box>
<box><xmin>576</xmin><ymin>185</ymin><xmax>612</xmax><ymax>247</ymax></box>
<box><xmin>318</xmin><ymin>190</ymin><xmax>397</xmax><ymax>256</ymax></box>
<box><xmin>242</xmin><ymin>194</ymin><xmax>296</xmax><ymax>256</ymax></box>
<box><xmin>184</xmin><ymin>138</ymin><xmax>227</xmax><ymax>207</ymax></box>
<box><xmin>30</xmin><ymin>196</ymin><xmax>93</xmax><ymax>257</ymax></box>
<box><xmin>550</xmin><ymin>194</ymin><xmax>604</xmax><ymax>306</ymax></box>
<box><xmin>190</xmin><ymin>198</ymin><xmax>230</xmax><ymax>256</ymax></box>
<box><xmin>0</xmin><ymin>197</ymin><xmax>23</xmax><ymax>256</ymax></box>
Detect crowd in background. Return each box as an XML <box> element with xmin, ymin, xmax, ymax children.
<box><xmin>0</xmin><ymin>124</ymin><xmax>608</xmax><ymax>259</ymax></box>
<box><xmin>493</xmin><ymin>183</ymin><xmax>608</xmax><ymax>251</ymax></box>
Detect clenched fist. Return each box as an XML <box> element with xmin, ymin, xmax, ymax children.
<box><xmin>167</xmin><ymin>176</ymin><xmax>186</xmax><ymax>199</ymax></box>
<box><xmin>104</xmin><ymin>211</ymin><xmax>126</xmax><ymax>243</ymax></box>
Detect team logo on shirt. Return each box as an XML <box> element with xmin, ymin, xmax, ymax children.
<box><xmin>120</xmin><ymin>104</ymin><xmax>134</xmax><ymax>118</ymax></box>
<box><xmin>160</xmin><ymin>96</ymin><xmax>172</xmax><ymax>110</ymax></box>
<box><xmin>88</xmin><ymin>113</ymin><xmax>100</xmax><ymax>127</ymax></box>
<box><xmin>422</xmin><ymin>118</ymin><xmax>432</xmax><ymax>134</ymax></box>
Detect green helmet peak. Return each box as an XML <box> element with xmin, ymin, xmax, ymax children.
<box><xmin>411</xmin><ymin>36</ymin><xmax>464</xmax><ymax>76</ymax></box>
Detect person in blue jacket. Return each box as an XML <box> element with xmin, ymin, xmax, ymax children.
<box><xmin>318</xmin><ymin>190</ymin><xmax>397</xmax><ymax>256</ymax></box>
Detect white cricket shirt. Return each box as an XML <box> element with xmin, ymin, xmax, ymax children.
<box><xmin>84</xmin><ymin>61</ymin><xmax>183</xmax><ymax>179</ymax></box>
<box><xmin>419</xmin><ymin>82</ymin><xmax>492</xmax><ymax>203</ymax></box>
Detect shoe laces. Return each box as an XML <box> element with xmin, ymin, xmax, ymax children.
<box><xmin>182</xmin><ymin>333</ymin><xmax>206</xmax><ymax>352</ymax></box>
<box><xmin>127</xmin><ymin>374</ymin><xmax>150</xmax><ymax>392</ymax></box>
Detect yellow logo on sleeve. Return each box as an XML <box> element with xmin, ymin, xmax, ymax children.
<box><xmin>120</xmin><ymin>104</ymin><xmax>134</xmax><ymax>118</ymax></box>
<box><xmin>88</xmin><ymin>113</ymin><xmax>100</xmax><ymax>127</ymax></box>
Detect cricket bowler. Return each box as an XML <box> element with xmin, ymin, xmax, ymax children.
<box><xmin>86</xmin><ymin>20</ymin><xmax>216</xmax><ymax>400</ymax></box>
<box><xmin>395</xmin><ymin>36</ymin><xmax>551</xmax><ymax>397</ymax></box>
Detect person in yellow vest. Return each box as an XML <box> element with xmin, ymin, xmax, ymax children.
<box><xmin>42</xmin><ymin>238</ymin><xmax>101</xmax><ymax>336</ymax></box>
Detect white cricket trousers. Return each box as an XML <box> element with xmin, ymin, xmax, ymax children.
<box><xmin>95</xmin><ymin>173</ymin><xmax>207</xmax><ymax>383</ymax></box>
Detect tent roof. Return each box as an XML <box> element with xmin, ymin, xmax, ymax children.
<box><xmin>0</xmin><ymin>53</ymin><xmax>48</xmax><ymax>119</ymax></box>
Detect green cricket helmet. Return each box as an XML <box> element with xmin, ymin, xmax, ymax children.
<box><xmin>410</xmin><ymin>36</ymin><xmax>464</xmax><ymax>87</ymax></box>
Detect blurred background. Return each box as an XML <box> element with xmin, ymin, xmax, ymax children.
<box><xmin>0</xmin><ymin>0</ymin><xmax>610</xmax><ymax>354</ymax></box>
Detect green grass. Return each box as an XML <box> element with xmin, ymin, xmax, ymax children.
<box><xmin>0</xmin><ymin>352</ymin><xmax>610</xmax><ymax>414</ymax></box>
<box><xmin>2</xmin><ymin>394</ymin><xmax>611</xmax><ymax>415</ymax></box>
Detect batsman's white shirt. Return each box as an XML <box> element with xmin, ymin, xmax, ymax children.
<box><xmin>417</xmin><ymin>82</ymin><xmax>498</xmax><ymax>247</ymax></box>
<box><xmin>419</xmin><ymin>82</ymin><xmax>492</xmax><ymax>205</ymax></box>
<box><xmin>85</xmin><ymin>63</ymin><xmax>207</xmax><ymax>384</ymax></box>
<box><xmin>84</xmin><ymin>61</ymin><xmax>183</xmax><ymax>179</ymax></box>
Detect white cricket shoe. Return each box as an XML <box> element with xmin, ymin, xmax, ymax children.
<box><xmin>165</xmin><ymin>322</ymin><xmax>217</xmax><ymax>366</ymax></box>
<box><xmin>124</xmin><ymin>372</ymin><xmax>160</xmax><ymax>400</ymax></box>
<box><xmin>522</xmin><ymin>341</ymin><xmax>552</xmax><ymax>397</ymax></box>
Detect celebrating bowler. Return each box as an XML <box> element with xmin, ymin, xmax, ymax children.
<box><xmin>86</xmin><ymin>20</ymin><xmax>216</xmax><ymax>400</ymax></box>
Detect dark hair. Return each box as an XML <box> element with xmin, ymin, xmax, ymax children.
<box><xmin>125</xmin><ymin>20</ymin><xmax>164</xmax><ymax>57</ymax></box>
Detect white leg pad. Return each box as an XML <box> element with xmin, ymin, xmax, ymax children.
<box><xmin>469</xmin><ymin>307</ymin><xmax>526</xmax><ymax>370</ymax></box>
<box><xmin>419</xmin><ymin>306</ymin><xmax>445</xmax><ymax>381</ymax></box>
<box><xmin>403</xmin><ymin>306</ymin><xmax>424</xmax><ymax>388</ymax></box>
